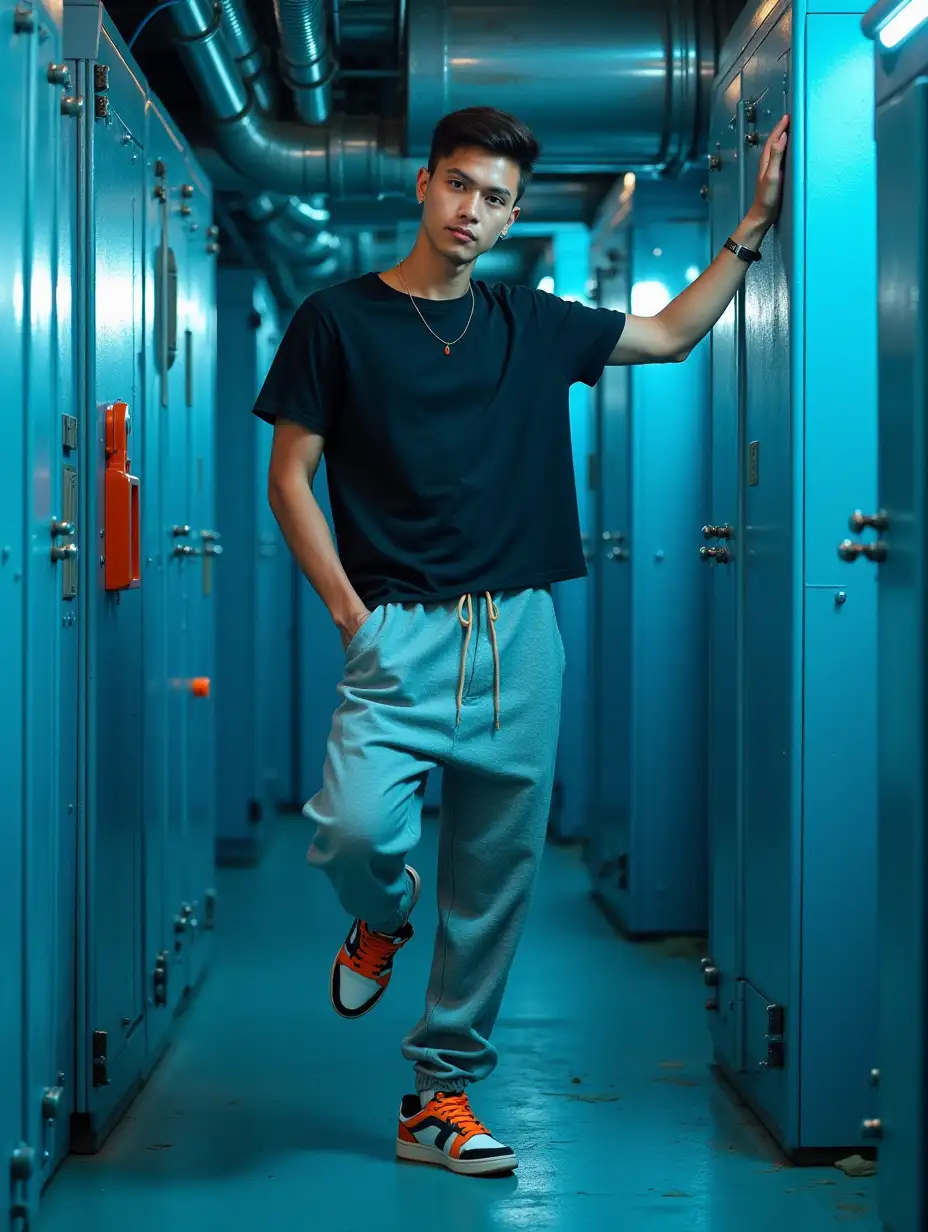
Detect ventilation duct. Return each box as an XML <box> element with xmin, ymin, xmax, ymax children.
<box><xmin>175</xmin><ymin>0</ymin><xmax>733</xmax><ymax>196</ymax></box>
<box><xmin>406</xmin><ymin>0</ymin><xmax>720</xmax><ymax>173</ymax></box>
<box><xmin>217</xmin><ymin>0</ymin><xmax>276</xmax><ymax>114</ymax></box>
<box><xmin>244</xmin><ymin>192</ymin><xmax>336</xmax><ymax>266</ymax></box>
<box><xmin>272</xmin><ymin>0</ymin><xmax>335</xmax><ymax>125</ymax></box>
<box><xmin>171</xmin><ymin>0</ymin><xmax>411</xmax><ymax>198</ymax></box>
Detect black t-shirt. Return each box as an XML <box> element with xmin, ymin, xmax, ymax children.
<box><xmin>253</xmin><ymin>272</ymin><xmax>626</xmax><ymax>607</ymax></box>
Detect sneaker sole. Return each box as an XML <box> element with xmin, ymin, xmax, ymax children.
<box><xmin>330</xmin><ymin>865</ymin><xmax>421</xmax><ymax>1020</ymax></box>
<box><xmin>396</xmin><ymin>1138</ymin><xmax>518</xmax><ymax>1176</ymax></box>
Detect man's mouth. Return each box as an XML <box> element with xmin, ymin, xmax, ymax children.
<box><xmin>447</xmin><ymin>227</ymin><xmax>476</xmax><ymax>242</ymax></box>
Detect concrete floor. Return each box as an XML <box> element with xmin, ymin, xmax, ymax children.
<box><xmin>37</xmin><ymin>815</ymin><xmax>880</xmax><ymax>1231</ymax></box>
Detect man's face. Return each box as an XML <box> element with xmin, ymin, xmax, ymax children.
<box><xmin>417</xmin><ymin>146</ymin><xmax>521</xmax><ymax>267</ymax></box>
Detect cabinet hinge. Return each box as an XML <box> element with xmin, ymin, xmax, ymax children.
<box><xmin>92</xmin><ymin>1030</ymin><xmax>110</xmax><ymax>1087</ymax></box>
<box><xmin>763</xmin><ymin>1003</ymin><xmax>786</xmax><ymax>1069</ymax></box>
<box><xmin>62</xmin><ymin>413</ymin><xmax>78</xmax><ymax>451</ymax></box>
<box><xmin>10</xmin><ymin>1141</ymin><xmax>35</xmax><ymax>1225</ymax></box>
<box><xmin>153</xmin><ymin>951</ymin><xmax>169</xmax><ymax>1007</ymax></box>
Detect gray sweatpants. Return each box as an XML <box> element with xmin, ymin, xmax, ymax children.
<box><xmin>304</xmin><ymin>586</ymin><xmax>564</xmax><ymax>1093</ymax></box>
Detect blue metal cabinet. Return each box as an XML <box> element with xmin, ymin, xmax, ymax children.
<box><xmin>705</xmin><ymin>0</ymin><xmax>879</xmax><ymax>1156</ymax></box>
<box><xmin>144</xmin><ymin>94</ymin><xmax>196</xmax><ymax>1025</ymax></box>
<box><xmin>253</xmin><ymin>289</ymin><xmax>294</xmax><ymax>818</ymax></box>
<box><xmin>215</xmin><ymin>269</ymin><xmax>293</xmax><ymax>865</ymax></box>
<box><xmin>861</xmin><ymin>7</ymin><xmax>928</xmax><ymax>1227</ymax></box>
<box><xmin>551</xmin><ymin>226</ymin><xmax>595</xmax><ymax>841</ymax></box>
<box><xmin>139</xmin><ymin>95</ymin><xmax>171</xmax><ymax>1069</ymax></box>
<box><xmin>585</xmin><ymin>254</ymin><xmax>632</xmax><ymax>893</ymax></box>
<box><xmin>705</xmin><ymin>71</ymin><xmax>745</xmax><ymax>1068</ymax></box>
<box><xmin>180</xmin><ymin>150</ymin><xmax>218</xmax><ymax>990</ymax></box>
<box><xmin>22</xmin><ymin>0</ymin><xmax>80</xmax><ymax>1201</ymax></box>
<box><xmin>1</xmin><ymin>1</ymin><xmax>31</xmax><ymax>1219</ymax></box>
<box><xmin>585</xmin><ymin>181</ymin><xmax>710</xmax><ymax>936</ymax></box>
<box><xmin>71</xmin><ymin>26</ymin><xmax>149</xmax><ymax>1150</ymax></box>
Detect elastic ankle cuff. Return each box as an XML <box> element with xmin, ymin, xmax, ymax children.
<box><xmin>415</xmin><ymin>1073</ymin><xmax>470</xmax><ymax>1095</ymax></box>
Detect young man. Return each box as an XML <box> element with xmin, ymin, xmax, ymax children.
<box><xmin>254</xmin><ymin>106</ymin><xmax>788</xmax><ymax>1176</ymax></box>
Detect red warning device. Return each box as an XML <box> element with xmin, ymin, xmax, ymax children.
<box><xmin>104</xmin><ymin>400</ymin><xmax>141</xmax><ymax>591</ymax></box>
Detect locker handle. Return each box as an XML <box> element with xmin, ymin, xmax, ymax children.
<box><xmin>104</xmin><ymin>401</ymin><xmax>141</xmax><ymax>592</ymax></box>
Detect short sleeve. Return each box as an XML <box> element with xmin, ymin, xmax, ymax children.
<box><xmin>535</xmin><ymin>291</ymin><xmax>626</xmax><ymax>387</ymax></box>
<box><xmin>252</xmin><ymin>300</ymin><xmax>341</xmax><ymax>435</ymax></box>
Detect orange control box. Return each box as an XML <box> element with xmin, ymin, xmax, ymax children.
<box><xmin>104</xmin><ymin>400</ymin><xmax>141</xmax><ymax>591</ymax></box>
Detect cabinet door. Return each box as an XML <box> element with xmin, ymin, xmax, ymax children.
<box><xmin>0</xmin><ymin>0</ymin><xmax>29</xmax><ymax>1210</ymax></box>
<box><xmin>586</xmin><ymin>265</ymin><xmax>632</xmax><ymax>902</ymax></box>
<box><xmin>81</xmin><ymin>63</ymin><xmax>147</xmax><ymax>1135</ymax></box>
<box><xmin>184</xmin><ymin>179</ymin><xmax>218</xmax><ymax>980</ymax></box>
<box><xmin>738</xmin><ymin>23</ymin><xmax>793</xmax><ymax>1047</ymax></box>
<box><xmin>705</xmin><ymin>71</ymin><xmax>743</xmax><ymax>1067</ymax></box>
<box><xmin>255</xmin><ymin>307</ymin><xmax>288</xmax><ymax>817</ymax></box>
<box><xmin>22</xmin><ymin>1</ymin><xmax>77</xmax><ymax>1192</ymax></box>
<box><xmin>874</xmin><ymin>75</ymin><xmax>928</xmax><ymax>1232</ymax></box>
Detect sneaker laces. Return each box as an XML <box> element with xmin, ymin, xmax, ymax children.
<box><xmin>431</xmin><ymin>1092</ymin><xmax>490</xmax><ymax>1140</ymax></box>
<box><xmin>351</xmin><ymin>923</ymin><xmax>400</xmax><ymax>977</ymax></box>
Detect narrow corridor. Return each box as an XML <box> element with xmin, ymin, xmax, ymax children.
<box><xmin>37</xmin><ymin>818</ymin><xmax>879</xmax><ymax>1230</ymax></box>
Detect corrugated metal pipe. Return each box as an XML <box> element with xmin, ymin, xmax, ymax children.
<box><xmin>272</xmin><ymin>0</ymin><xmax>335</xmax><ymax>125</ymax></box>
<box><xmin>217</xmin><ymin>0</ymin><xmax>276</xmax><ymax>114</ymax></box>
<box><xmin>176</xmin><ymin>0</ymin><xmax>737</xmax><ymax>193</ymax></box>
<box><xmin>243</xmin><ymin>192</ymin><xmax>336</xmax><ymax>266</ymax></box>
<box><xmin>170</xmin><ymin>0</ymin><xmax>409</xmax><ymax>198</ymax></box>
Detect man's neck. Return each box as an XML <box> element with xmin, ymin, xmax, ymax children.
<box><xmin>381</xmin><ymin>231</ymin><xmax>473</xmax><ymax>301</ymax></box>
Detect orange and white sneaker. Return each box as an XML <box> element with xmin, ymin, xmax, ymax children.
<box><xmin>396</xmin><ymin>1090</ymin><xmax>518</xmax><ymax>1176</ymax></box>
<box><xmin>330</xmin><ymin>865</ymin><xmax>421</xmax><ymax>1019</ymax></box>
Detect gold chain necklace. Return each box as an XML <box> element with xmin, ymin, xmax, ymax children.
<box><xmin>397</xmin><ymin>260</ymin><xmax>475</xmax><ymax>356</ymax></box>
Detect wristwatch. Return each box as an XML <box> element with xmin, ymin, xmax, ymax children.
<box><xmin>724</xmin><ymin>237</ymin><xmax>762</xmax><ymax>263</ymax></box>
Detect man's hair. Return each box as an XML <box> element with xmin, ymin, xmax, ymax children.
<box><xmin>427</xmin><ymin>107</ymin><xmax>541</xmax><ymax>203</ymax></box>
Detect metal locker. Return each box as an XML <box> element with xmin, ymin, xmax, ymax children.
<box><xmin>71</xmin><ymin>24</ymin><xmax>148</xmax><ymax>1151</ymax></box>
<box><xmin>179</xmin><ymin>150</ymin><xmax>218</xmax><ymax>991</ymax></box>
<box><xmin>139</xmin><ymin>99</ymin><xmax>171</xmax><ymax>1069</ymax></box>
<box><xmin>146</xmin><ymin>95</ymin><xmax>195</xmax><ymax>1022</ymax></box>
<box><xmin>1</xmin><ymin>1</ymin><xmax>31</xmax><ymax>1220</ymax></box>
<box><xmin>254</xmin><ymin>296</ymin><xmax>291</xmax><ymax>819</ymax></box>
<box><xmin>705</xmin><ymin>0</ymin><xmax>879</xmax><ymax>1155</ymax></box>
<box><xmin>585</xmin><ymin>247</ymin><xmax>632</xmax><ymax>897</ymax></box>
<box><xmin>550</xmin><ymin>226</ymin><xmax>594</xmax><ymax>840</ymax></box>
<box><xmin>704</xmin><ymin>71</ymin><xmax>745</xmax><ymax>1067</ymax></box>
<box><xmin>21</xmin><ymin>0</ymin><xmax>79</xmax><ymax>1199</ymax></box>
<box><xmin>215</xmin><ymin>269</ymin><xmax>290</xmax><ymax>865</ymax></box>
<box><xmin>585</xmin><ymin>180</ymin><xmax>710</xmax><ymax>935</ymax></box>
<box><xmin>861</xmin><ymin>6</ymin><xmax>928</xmax><ymax>1228</ymax></box>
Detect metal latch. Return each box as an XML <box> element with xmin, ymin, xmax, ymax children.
<box><xmin>92</xmin><ymin>1030</ymin><xmax>110</xmax><ymax>1087</ymax></box>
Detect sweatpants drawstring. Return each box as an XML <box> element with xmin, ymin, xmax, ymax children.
<box><xmin>456</xmin><ymin>593</ymin><xmax>501</xmax><ymax>730</ymax></box>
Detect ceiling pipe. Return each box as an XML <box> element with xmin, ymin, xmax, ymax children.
<box><xmin>170</xmin><ymin>0</ymin><xmax>412</xmax><ymax>198</ymax></box>
<box><xmin>217</xmin><ymin>0</ymin><xmax>276</xmax><ymax>114</ymax></box>
<box><xmin>243</xmin><ymin>192</ymin><xmax>336</xmax><ymax>266</ymax></box>
<box><xmin>272</xmin><ymin>0</ymin><xmax>336</xmax><ymax>125</ymax></box>
<box><xmin>405</xmin><ymin>0</ymin><xmax>722</xmax><ymax>174</ymax></box>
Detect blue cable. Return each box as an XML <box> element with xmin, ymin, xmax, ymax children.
<box><xmin>128</xmin><ymin>0</ymin><xmax>185</xmax><ymax>52</ymax></box>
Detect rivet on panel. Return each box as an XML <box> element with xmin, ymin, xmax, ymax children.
<box><xmin>835</xmin><ymin>590</ymin><xmax>847</xmax><ymax>606</ymax></box>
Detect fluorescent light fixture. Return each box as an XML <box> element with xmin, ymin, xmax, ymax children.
<box><xmin>879</xmin><ymin>0</ymin><xmax>928</xmax><ymax>47</ymax></box>
<box><xmin>537</xmin><ymin>275</ymin><xmax>555</xmax><ymax>293</ymax></box>
<box><xmin>630</xmin><ymin>280</ymin><xmax>671</xmax><ymax>316</ymax></box>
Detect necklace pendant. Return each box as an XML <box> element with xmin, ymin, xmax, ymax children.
<box><xmin>444</xmin><ymin>344</ymin><xmax>451</xmax><ymax>356</ymax></box>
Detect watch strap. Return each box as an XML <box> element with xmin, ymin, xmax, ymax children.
<box><xmin>724</xmin><ymin>237</ymin><xmax>762</xmax><ymax>263</ymax></box>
